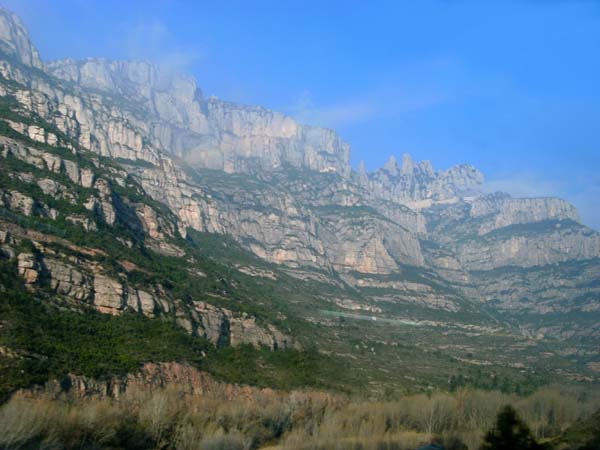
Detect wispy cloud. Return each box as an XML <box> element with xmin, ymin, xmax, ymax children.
<box><xmin>113</xmin><ymin>18</ymin><xmax>203</xmax><ymax>72</ymax></box>
<box><xmin>482</xmin><ymin>173</ymin><xmax>565</xmax><ymax>199</ymax></box>
<box><xmin>567</xmin><ymin>184</ymin><xmax>600</xmax><ymax>231</ymax></box>
<box><xmin>288</xmin><ymin>90</ymin><xmax>376</xmax><ymax>128</ymax></box>
<box><xmin>287</xmin><ymin>58</ymin><xmax>461</xmax><ymax>129</ymax></box>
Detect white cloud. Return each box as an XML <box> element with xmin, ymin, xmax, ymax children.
<box><xmin>285</xmin><ymin>56</ymin><xmax>488</xmax><ymax>129</ymax></box>
<box><xmin>568</xmin><ymin>184</ymin><xmax>600</xmax><ymax>231</ymax></box>
<box><xmin>113</xmin><ymin>18</ymin><xmax>203</xmax><ymax>72</ymax></box>
<box><xmin>288</xmin><ymin>79</ymin><xmax>455</xmax><ymax>129</ymax></box>
<box><xmin>288</xmin><ymin>90</ymin><xmax>376</xmax><ymax>128</ymax></box>
<box><xmin>482</xmin><ymin>173</ymin><xmax>564</xmax><ymax>198</ymax></box>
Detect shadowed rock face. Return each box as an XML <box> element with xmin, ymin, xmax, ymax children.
<box><xmin>0</xmin><ymin>6</ymin><xmax>598</xmax><ymax>346</ymax></box>
<box><xmin>23</xmin><ymin>362</ymin><xmax>272</xmax><ymax>400</ymax></box>
<box><xmin>22</xmin><ymin>362</ymin><xmax>339</xmax><ymax>402</ymax></box>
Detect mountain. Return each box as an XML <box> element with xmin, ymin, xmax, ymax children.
<box><xmin>0</xmin><ymin>8</ymin><xmax>598</xmax><ymax>400</ymax></box>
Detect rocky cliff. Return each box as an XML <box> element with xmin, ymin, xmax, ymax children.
<box><xmin>355</xmin><ymin>153</ymin><xmax>484</xmax><ymax>209</ymax></box>
<box><xmin>0</xmin><ymin>9</ymin><xmax>42</xmax><ymax>69</ymax></box>
<box><xmin>26</xmin><ymin>362</ymin><xmax>270</xmax><ymax>400</ymax></box>
<box><xmin>0</xmin><ymin>7</ymin><xmax>598</xmax><ymax>394</ymax></box>
<box><xmin>46</xmin><ymin>58</ymin><xmax>351</xmax><ymax>177</ymax></box>
<box><xmin>0</xmin><ymin>128</ymin><xmax>293</xmax><ymax>350</ymax></box>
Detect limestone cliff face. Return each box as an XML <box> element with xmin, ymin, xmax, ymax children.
<box><xmin>0</xmin><ymin>131</ymin><xmax>291</xmax><ymax>349</ymax></box>
<box><xmin>356</xmin><ymin>153</ymin><xmax>484</xmax><ymax>209</ymax></box>
<box><xmin>469</xmin><ymin>259</ymin><xmax>600</xmax><ymax>342</ymax></box>
<box><xmin>7</xmin><ymin>237</ymin><xmax>292</xmax><ymax>349</ymax></box>
<box><xmin>470</xmin><ymin>193</ymin><xmax>580</xmax><ymax>234</ymax></box>
<box><xmin>135</xmin><ymin>165</ymin><xmax>425</xmax><ymax>272</ymax></box>
<box><xmin>0</xmin><ymin>6</ymin><xmax>598</xmax><ymax>347</ymax></box>
<box><xmin>36</xmin><ymin>362</ymin><xmax>228</xmax><ymax>400</ymax></box>
<box><xmin>182</xmin><ymin>301</ymin><xmax>294</xmax><ymax>350</ymax></box>
<box><xmin>316</xmin><ymin>207</ymin><xmax>424</xmax><ymax>273</ymax></box>
<box><xmin>455</xmin><ymin>221</ymin><xmax>600</xmax><ymax>270</ymax></box>
<box><xmin>46</xmin><ymin>58</ymin><xmax>351</xmax><ymax>177</ymax></box>
<box><xmin>472</xmin><ymin>260</ymin><xmax>600</xmax><ymax>315</ymax></box>
<box><xmin>423</xmin><ymin>193</ymin><xmax>598</xmax><ymax>270</ymax></box>
<box><xmin>456</xmin><ymin>194</ymin><xmax>594</xmax><ymax>270</ymax></box>
<box><xmin>14</xmin><ymin>245</ymin><xmax>163</xmax><ymax>317</ymax></box>
<box><xmin>0</xmin><ymin>9</ymin><xmax>42</xmax><ymax>69</ymax></box>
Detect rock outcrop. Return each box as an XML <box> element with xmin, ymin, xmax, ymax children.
<box><xmin>184</xmin><ymin>301</ymin><xmax>293</xmax><ymax>350</ymax></box>
<box><xmin>0</xmin><ymin>8</ymin><xmax>43</xmax><ymax>69</ymax></box>
<box><xmin>357</xmin><ymin>153</ymin><xmax>484</xmax><ymax>209</ymax></box>
<box><xmin>0</xmin><ymin>5</ymin><xmax>598</xmax><ymax>354</ymax></box>
<box><xmin>455</xmin><ymin>221</ymin><xmax>600</xmax><ymax>270</ymax></box>
<box><xmin>46</xmin><ymin>58</ymin><xmax>352</xmax><ymax>178</ymax></box>
<box><xmin>9</xmin><ymin>243</ymin><xmax>292</xmax><ymax>348</ymax></box>
<box><xmin>23</xmin><ymin>362</ymin><xmax>335</xmax><ymax>402</ymax></box>
<box><xmin>470</xmin><ymin>193</ymin><xmax>580</xmax><ymax>234</ymax></box>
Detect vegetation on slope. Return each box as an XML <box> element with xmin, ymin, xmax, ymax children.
<box><xmin>0</xmin><ymin>67</ymin><xmax>597</xmax><ymax>401</ymax></box>
<box><xmin>0</xmin><ymin>259</ymin><xmax>353</xmax><ymax>402</ymax></box>
<box><xmin>551</xmin><ymin>409</ymin><xmax>600</xmax><ymax>450</ymax></box>
<box><xmin>0</xmin><ymin>385</ymin><xmax>598</xmax><ymax>450</ymax></box>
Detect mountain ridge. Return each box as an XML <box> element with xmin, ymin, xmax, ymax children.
<box><xmin>0</xmin><ymin>6</ymin><xmax>598</xmax><ymax>399</ymax></box>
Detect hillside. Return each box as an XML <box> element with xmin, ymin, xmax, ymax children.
<box><xmin>0</xmin><ymin>6</ymin><xmax>598</xmax><ymax>403</ymax></box>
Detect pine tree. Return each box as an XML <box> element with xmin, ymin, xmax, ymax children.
<box><xmin>480</xmin><ymin>405</ymin><xmax>547</xmax><ymax>450</ymax></box>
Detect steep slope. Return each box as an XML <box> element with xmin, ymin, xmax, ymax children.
<box><xmin>422</xmin><ymin>193</ymin><xmax>600</xmax><ymax>345</ymax></box>
<box><xmin>46</xmin><ymin>58</ymin><xmax>351</xmax><ymax>177</ymax></box>
<box><xmin>0</xmin><ymin>97</ymin><xmax>295</xmax><ymax>346</ymax></box>
<box><xmin>0</xmin><ymin>7</ymin><xmax>598</xmax><ymax>398</ymax></box>
<box><xmin>0</xmin><ymin>81</ymin><xmax>366</xmax><ymax>399</ymax></box>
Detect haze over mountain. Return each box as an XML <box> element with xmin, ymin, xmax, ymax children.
<box><xmin>0</xmin><ymin>6</ymin><xmax>600</xmax><ymax>450</ymax></box>
<box><xmin>1</xmin><ymin>3</ymin><xmax>600</xmax><ymax>449</ymax></box>
<box><xmin>5</xmin><ymin>0</ymin><xmax>600</xmax><ymax>231</ymax></box>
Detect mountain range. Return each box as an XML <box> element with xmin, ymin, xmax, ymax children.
<box><xmin>0</xmin><ymin>7</ymin><xmax>598</xmax><ymax>399</ymax></box>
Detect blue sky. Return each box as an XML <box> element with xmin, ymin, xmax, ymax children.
<box><xmin>5</xmin><ymin>0</ymin><xmax>600</xmax><ymax>228</ymax></box>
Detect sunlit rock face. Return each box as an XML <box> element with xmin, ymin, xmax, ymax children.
<box><xmin>1</xmin><ymin>5</ymin><xmax>599</xmax><ymax>344</ymax></box>
<box><xmin>469</xmin><ymin>194</ymin><xmax>580</xmax><ymax>234</ymax></box>
<box><xmin>0</xmin><ymin>9</ymin><xmax>43</xmax><ymax>69</ymax></box>
<box><xmin>46</xmin><ymin>58</ymin><xmax>351</xmax><ymax>178</ymax></box>
<box><xmin>357</xmin><ymin>153</ymin><xmax>485</xmax><ymax>209</ymax></box>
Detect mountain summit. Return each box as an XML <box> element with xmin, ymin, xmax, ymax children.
<box><xmin>0</xmin><ymin>7</ymin><xmax>598</xmax><ymax>398</ymax></box>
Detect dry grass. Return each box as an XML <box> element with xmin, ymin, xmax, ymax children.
<box><xmin>0</xmin><ymin>385</ymin><xmax>597</xmax><ymax>450</ymax></box>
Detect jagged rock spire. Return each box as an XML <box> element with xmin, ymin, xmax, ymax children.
<box><xmin>358</xmin><ymin>160</ymin><xmax>367</xmax><ymax>175</ymax></box>
<box><xmin>417</xmin><ymin>160</ymin><xmax>434</xmax><ymax>177</ymax></box>
<box><xmin>401</xmin><ymin>153</ymin><xmax>414</xmax><ymax>176</ymax></box>
<box><xmin>0</xmin><ymin>8</ymin><xmax>43</xmax><ymax>69</ymax></box>
<box><xmin>357</xmin><ymin>160</ymin><xmax>368</xmax><ymax>184</ymax></box>
<box><xmin>383</xmin><ymin>155</ymin><xmax>399</xmax><ymax>176</ymax></box>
